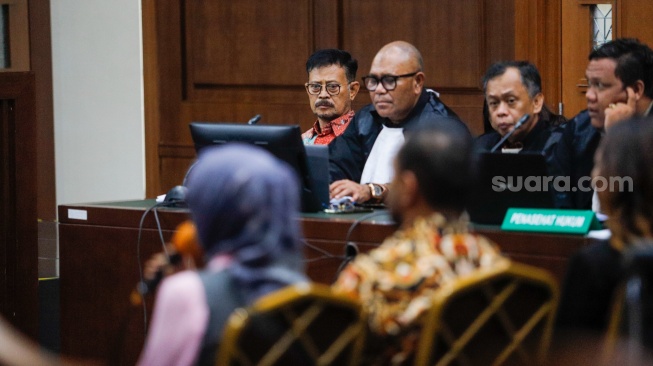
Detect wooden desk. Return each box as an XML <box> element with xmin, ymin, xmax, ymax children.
<box><xmin>58</xmin><ymin>200</ymin><xmax>591</xmax><ymax>364</ymax></box>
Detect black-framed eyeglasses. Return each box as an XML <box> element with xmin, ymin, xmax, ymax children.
<box><xmin>362</xmin><ymin>71</ymin><xmax>419</xmax><ymax>91</ymax></box>
<box><xmin>305</xmin><ymin>82</ymin><xmax>344</xmax><ymax>96</ymax></box>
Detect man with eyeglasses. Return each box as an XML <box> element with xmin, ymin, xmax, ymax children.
<box><xmin>550</xmin><ymin>38</ymin><xmax>653</xmax><ymax>209</ymax></box>
<box><xmin>328</xmin><ymin>41</ymin><xmax>464</xmax><ymax>204</ymax></box>
<box><xmin>302</xmin><ymin>49</ymin><xmax>360</xmax><ymax>145</ymax></box>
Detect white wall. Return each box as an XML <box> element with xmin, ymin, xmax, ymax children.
<box><xmin>51</xmin><ymin>0</ymin><xmax>144</xmax><ymax>206</ymax></box>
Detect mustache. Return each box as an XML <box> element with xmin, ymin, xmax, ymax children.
<box><xmin>315</xmin><ymin>100</ymin><xmax>334</xmax><ymax>108</ymax></box>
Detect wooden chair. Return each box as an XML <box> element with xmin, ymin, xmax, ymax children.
<box><xmin>603</xmin><ymin>245</ymin><xmax>653</xmax><ymax>364</ymax></box>
<box><xmin>414</xmin><ymin>261</ymin><xmax>559</xmax><ymax>366</ymax></box>
<box><xmin>216</xmin><ymin>283</ymin><xmax>366</xmax><ymax>366</ymax></box>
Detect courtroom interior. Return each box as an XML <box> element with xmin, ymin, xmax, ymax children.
<box><xmin>2</xmin><ymin>0</ymin><xmax>653</xmax><ymax>365</ymax></box>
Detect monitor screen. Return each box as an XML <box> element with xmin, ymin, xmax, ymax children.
<box><xmin>188</xmin><ymin>122</ymin><xmax>323</xmax><ymax>212</ymax></box>
<box><xmin>466</xmin><ymin>152</ymin><xmax>555</xmax><ymax>225</ymax></box>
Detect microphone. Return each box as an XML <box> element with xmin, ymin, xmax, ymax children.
<box><xmin>131</xmin><ymin>221</ymin><xmax>202</xmax><ymax>304</ymax></box>
<box><xmin>490</xmin><ymin>114</ymin><xmax>530</xmax><ymax>153</ymax></box>
<box><xmin>335</xmin><ymin>211</ymin><xmax>390</xmax><ymax>279</ymax></box>
<box><xmin>345</xmin><ymin>242</ymin><xmax>359</xmax><ymax>258</ymax></box>
<box><xmin>135</xmin><ymin>252</ymin><xmax>182</xmax><ymax>297</ymax></box>
<box><xmin>335</xmin><ymin>242</ymin><xmax>359</xmax><ymax>280</ymax></box>
<box><xmin>247</xmin><ymin>114</ymin><xmax>262</xmax><ymax>125</ymax></box>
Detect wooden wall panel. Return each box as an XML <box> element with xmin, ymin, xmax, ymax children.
<box><xmin>187</xmin><ymin>1</ymin><xmax>312</xmax><ymax>87</ymax></box>
<box><xmin>561</xmin><ymin>0</ymin><xmax>594</xmax><ymax>118</ymax></box>
<box><xmin>485</xmin><ymin>0</ymin><xmax>515</xmax><ymax>69</ymax></box>
<box><xmin>516</xmin><ymin>0</ymin><xmax>562</xmax><ymax>114</ymax></box>
<box><xmin>144</xmin><ymin>0</ymin><xmax>529</xmax><ymax>196</ymax></box>
<box><xmin>540</xmin><ymin>0</ymin><xmax>562</xmax><ymax>113</ymax></box>
<box><xmin>29</xmin><ymin>0</ymin><xmax>56</xmax><ymax>221</ymax></box>
<box><xmin>143</xmin><ymin>0</ymin><xmax>183</xmax><ymax>193</ymax></box>
<box><xmin>440</xmin><ymin>93</ymin><xmax>486</xmax><ymax>136</ymax></box>
<box><xmin>160</xmin><ymin>156</ymin><xmax>194</xmax><ymax>192</ymax></box>
<box><xmin>0</xmin><ymin>73</ymin><xmax>38</xmax><ymax>339</ymax></box>
<box><xmin>620</xmin><ymin>0</ymin><xmax>653</xmax><ymax>46</ymax></box>
<box><xmin>342</xmin><ymin>0</ymin><xmax>484</xmax><ymax>89</ymax></box>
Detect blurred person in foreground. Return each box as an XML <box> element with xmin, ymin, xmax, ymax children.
<box><xmin>138</xmin><ymin>144</ymin><xmax>308</xmax><ymax>366</ymax></box>
<box><xmin>558</xmin><ymin>116</ymin><xmax>653</xmax><ymax>334</ymax></box>
<box><xmin>332</xmin><ymin>118</ymin><xmax>507</xmax><ymax>365</ymax></box>
<box><xmin>553</xmin><ymin>116</ymin><xmax>653</xmax><ymax>365</ymax></box>
<box><xmin>0</xmin><ymin>316</ymin><xmax>95</xmax><ymax>366</ymax></box>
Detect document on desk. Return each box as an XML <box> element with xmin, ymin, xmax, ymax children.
<box><xmin>67</xmin><ymin>209</ymin><xmax>88</xmax><ymax>220</ymax></box>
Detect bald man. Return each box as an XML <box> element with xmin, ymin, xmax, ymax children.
<box><xmin>328</xmin><ymin>41</ymin><xmax>465</xmax><ymax>204</ymax></box>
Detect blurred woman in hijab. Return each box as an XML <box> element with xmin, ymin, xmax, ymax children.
<box><xmin>138</xmin><ymin>144</ymin><xmax>308</xmax><ymax>366</ymax></box>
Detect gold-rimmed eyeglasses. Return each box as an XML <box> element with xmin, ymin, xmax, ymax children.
<box><xmin>305</xmin><ymin>82</ymin><xmax>344</xmax><ymax>96</ymax></box>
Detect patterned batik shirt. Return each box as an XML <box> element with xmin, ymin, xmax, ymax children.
<box><xmin>302</xmin><ymin>110</ymin><xmax>355</xmax><ymax>145</ymax></box>
<box><xmin>332</xmin><ymin>213</ymin><xmax>507</xmax><ymax>364</ymax></box>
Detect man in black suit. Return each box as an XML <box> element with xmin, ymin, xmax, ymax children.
<box><xmin>328</xmin><ymin>41</ymin><xmax>464</xmax><ymax>204</ymax></box>
<box><xmin>475</xmin><ymin>61</ymin><xmax>565</xmax><ymax>156</ymax></box>
<box><xmin>551</xmin><ymin>38</ymin><xmax>653</xmax><ymax>209</ymax></box>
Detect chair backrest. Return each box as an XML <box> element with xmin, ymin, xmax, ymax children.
<box><xmin>604</xmin><ymin>245</ymin><xmax>653</xmax><ymax>364</ymax></box>
<box><xmin>216</xmin><ymin>283</ymin><xmax>366</xmax><ymax>366</ymax></box>
<box><xmin>414</xmin><ymin>261</ymin><xmax>559</xmax><ymax>366</ymax></box>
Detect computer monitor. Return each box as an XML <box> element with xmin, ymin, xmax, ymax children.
<box><xmin>188</xmin><ymin>122</ymin><xmax>323</xmax><ymax>212</ymax></box>
<box><xmin>466</xmin><ymin>152</ymin><xmax>555</xmax><ymax>225</ymax></box>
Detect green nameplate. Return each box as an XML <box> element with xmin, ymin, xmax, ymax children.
<box><xmin>501</xmin><ymin>208</ymin><xmax>602</xmax><ymax>235</ymax></box>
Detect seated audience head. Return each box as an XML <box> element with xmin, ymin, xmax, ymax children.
<box><xmin>482</xmin><ymin>60</ymin><xmax>544</xmax><ymax>142</ymax></box>
<box><xmin>185</xmin><ymin>144</ymin><xmax>305</xmax><ymax>301</ymax></box>
<box><xmin>594</xmin><ymin>116</ymin><xmax>653</xmax><ymax>249</ymax></box>
<box><xmin>586</xmin><ymin>38</ymin><xmax>653</xmax><ymax>129</ymax></box>
<box><xmin>362</xmin><ymin>41</ymin><xmax>425</xmax><ymax>123</ymax></box>
<box><xmin>387</xmin><ymin>117</ymin><xmax>474</xmax><ymax>225</ymax></box>
<box><xmin>305</xmin><ymin>49</ymin><xmax>360</xmax><ymax>124</ymax></box>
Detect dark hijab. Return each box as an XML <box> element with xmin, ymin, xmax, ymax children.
<box><xmin>185</xmin><ymin>144</ymin><xmax>307</xmax><ymax>303</ymax></box>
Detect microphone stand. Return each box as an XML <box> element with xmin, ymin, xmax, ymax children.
<box><xmin>490</xmin><ymin>113</ymin><xmax>530</xmax><ymax>153</ymax></box>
